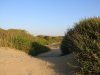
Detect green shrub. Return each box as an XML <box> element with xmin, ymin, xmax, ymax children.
<box><xmin>28</xmin><ymin>42</ymin><xmax>50</xmax><ymax>56</ymax></box>
<box><xmin>61</xmin><ymin>17</ymin><xmax>100</xmax><ymax>75</ymax></box>
<box><xmin>60</xmin><ymin>29</ymin><xmax>79</xmax><ymax>55</ymax></box>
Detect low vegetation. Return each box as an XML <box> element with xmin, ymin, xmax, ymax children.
<box><xmin>61</xmin><ymin>17</ymin><xmax>100</xmax><ymax>75</ymax></box>
<box><xmin>0</xmin><ymin>28</ymin><xmax>63</xmax><ymax>56</ymax></box>
<box><xmin>36</xmin><ymin>35</ymin><xmax>63</xmax><ymax>45</ymax></box>
<box><xmin>0</xmin><ymin>29</ymin><xmax>49</xmax><ymax>56</ymax></box>
<box><xmin>29</xmin><ymin>42</ymin><xmax>50</xmax><ymax>56</ymax></box>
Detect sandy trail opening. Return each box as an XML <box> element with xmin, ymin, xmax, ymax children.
<box><xmin>0</xmin><ymin>47</ymin><xmax>78</xmax><ymax>75</ymax></box>
<box><xmin>37</xmin><ymin>49</ymin><xmax>79</xmax><ymax>75</ymax></box>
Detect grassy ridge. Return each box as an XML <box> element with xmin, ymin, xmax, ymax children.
<box><xmin>36</xmin><ymin>35</ymin><xmax>63</xmax><ymax>45</ymax></box>
<box><xmin>0</xmin><ymin>28</ymin><xmax>50</xmax><ymax>56</ymax></box>
<box><xmin>0</xmin><ymin>28</ymin><xmax>63</xmax><ymax>56</ymax></box>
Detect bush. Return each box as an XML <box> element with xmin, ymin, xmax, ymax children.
<box><xmin>61</xmin><ymin>17</ymin><xmax>100</xmax><ymax>75</ymax></box>
<box><xmin>28</xmin><ymin>42</ymin><xmax>50</xmax><ymax>56</ymax></box>
<box><xmin>60</xmin><ymin>29</ymin><xmax>79</xmax><ymax>55</ymax></box>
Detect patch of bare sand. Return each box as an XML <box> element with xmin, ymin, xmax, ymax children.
<box><xmin>0</xmin><ymin>47</ymin><xmax>79</xmax><ymax>75</ymax></box>
<box><xmin>38</xmin><ymin>49</ymin><xmax>79</xmax><ymax>75</ymax></box>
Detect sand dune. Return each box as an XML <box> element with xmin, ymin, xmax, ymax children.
<box><xmin>0</xmin><ymin>47</ymin><xmax>78</xmax><ymax>75</ymax></box>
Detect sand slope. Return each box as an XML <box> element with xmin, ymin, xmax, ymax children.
<box><xmin>0</xmin><ymin>47</ymin><xmax>78</xmax><ymax>75</ymax></box>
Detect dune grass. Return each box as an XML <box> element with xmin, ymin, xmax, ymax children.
<box><xmin>0</xmin><ymin>28</ymin><xmax>63</xmax><ymax>56</ymax></box>
<box><xmin>0</xmin><ymin>29</ymin><xmax>50</xmax><ymax>56</ymax></box>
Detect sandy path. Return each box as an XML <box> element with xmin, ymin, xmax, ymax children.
<box><xmin>0</xmin><ymin>47</ymin><xmax>78</xmax><ymax>75</ymax></box>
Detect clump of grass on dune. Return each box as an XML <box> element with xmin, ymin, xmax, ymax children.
<box><xmin>0</xmin><ymin>29</ymin><xmax>50</xmax><ymax>56</ymax></box>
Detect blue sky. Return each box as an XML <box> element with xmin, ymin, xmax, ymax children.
<box><xmin>0</xmin><ymin>0</ymin><xmax>100</xmax><ymax>36</ymax></box>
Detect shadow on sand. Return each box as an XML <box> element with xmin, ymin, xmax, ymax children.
<box><xmin>37</xmin><ymin>49</ymin><xmax>79</xmax><ymax>75</ymax></box>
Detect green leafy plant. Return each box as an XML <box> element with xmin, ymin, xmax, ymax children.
<box><xmin>61</xmin><ymin>17</ymin><xmax>100</xmax><ymax>75</ymax></box>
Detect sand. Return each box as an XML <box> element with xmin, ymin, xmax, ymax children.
<box><xmin>0</xmin><ymin>47</ymin><xmax>78</xmax><ymax>75</ymax></box>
